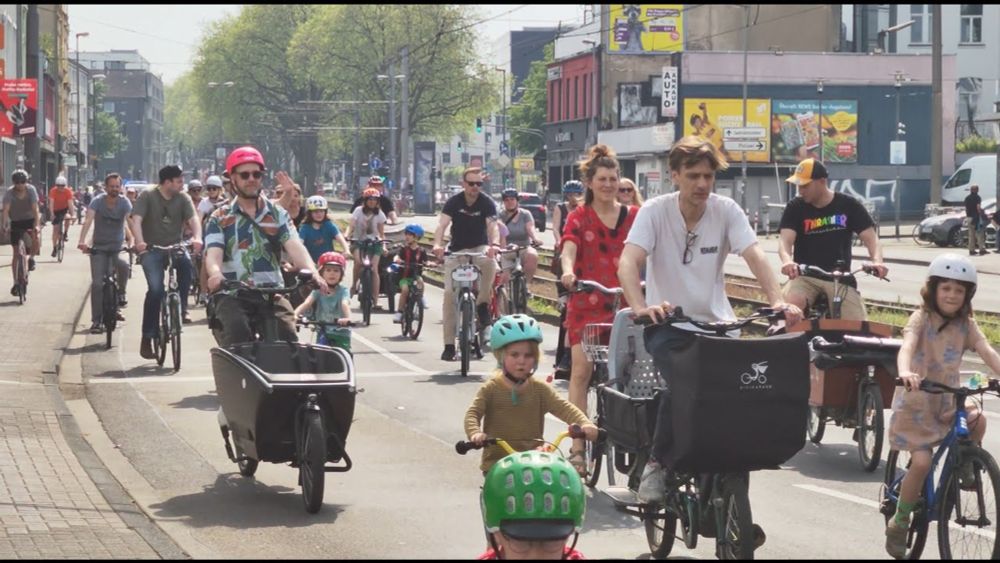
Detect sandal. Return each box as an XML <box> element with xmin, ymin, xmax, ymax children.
<box><xmin>567</xmin><ymin>449</ymin><xmax>588</xmax><ymax>478</ymax></box>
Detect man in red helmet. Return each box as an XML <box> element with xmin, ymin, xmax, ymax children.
<box><xmin>203</xmin><ymin>146</ymin><xmax>329</xmax><ymax>346</ymax></box>
<box><xmin>351</xmin><ymin>176</ymin><xmax>398</xmax><ymax>224</ymax></box>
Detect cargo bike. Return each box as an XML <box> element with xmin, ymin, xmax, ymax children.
<box><xmin>590</xmin><ymin>306</ymin><xmax>811</xmax><ymax>559</ymax></box>
<box><xmin>782</xmin><ymin>261</ymin><xmax>894</xmax><ymax>472</ymax></box>
<box><xmin>209</xmin><ymin>270</ymin><xmax>357</xmax><ymax>514</ymax></box>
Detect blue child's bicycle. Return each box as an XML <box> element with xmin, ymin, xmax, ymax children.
<box><xmin>813</xmin><ymin>334</ymin><xmax>1000</xmax><ymax>560</ymax></box>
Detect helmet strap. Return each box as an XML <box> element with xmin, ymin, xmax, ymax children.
<box><xmin>565</xmin><ymin>533</ymin><xmax>579</xmax><ymax>558</ymax></box>
<box><xmin>487</xmin><ymin>533</ymin><xmax>501</xmax><ymax>557</ymax></box>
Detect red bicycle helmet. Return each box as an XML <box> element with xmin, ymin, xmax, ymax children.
<box><xmin>368</xmin><ymin>176</ymin><xmax>384</xmax><ymax>187</ymax></box>
<box><xmin>318</xmin><ymin>252</ymin><xmax>347</xmax><ymax>270</ymax></box>
<box><xmin>363</xmin><ymin>187</ymin><xmax>381</xmax><ymax>199</ymax></box>
<box><xmin>225</xmin><ymin>146</ymin><xmax>265</xmax><ymax>174</ymax></box>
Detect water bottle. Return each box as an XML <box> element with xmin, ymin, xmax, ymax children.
<box><xmin>965</xmin><ymin>372</ymin><xmax>985</xmax><ymax>390</ymax></box>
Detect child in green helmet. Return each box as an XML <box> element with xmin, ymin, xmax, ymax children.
<box><xmin>464</xmin><ymin>314</ymin><xmax>598</xmax><ymax>475</ymax></box>
<box><xmin>477</xmin><ymin>450</ymin><xmax>587</xmax><ymax>560</ymax></box>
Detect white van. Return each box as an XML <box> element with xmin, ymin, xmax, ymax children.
<box><xmin>941</xmin><ymin>155</ymin><xmax>997</xmax><ymax>204</ymax></box>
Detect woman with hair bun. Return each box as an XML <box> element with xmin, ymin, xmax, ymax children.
<box><xmin>558</xmin><ymin>144</ymin><xmax>638</xmax><ymax>476</ymax></box>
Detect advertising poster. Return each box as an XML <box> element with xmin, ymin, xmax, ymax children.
<box><xmin>412</xmin><ymin>141</ymin><xmax>436</xmax><ymax>214</ymax></box>
<box><xmin>682</xmin><ymin>98</ymin><xmax>771</xmax><ymax>163</ymax></box>
<box><xmin>0</xmin><ymin>79</ymin><xmax>38</xmax><ymax>138</ymax></box>
<box><xmin>661</xmin><ymin>66</ymin><xmax>678</xmax><ymax>118</ymax></box>
<box><xmin>619</xmin><ymin>83</ymin><xmax>659</xmax><ymax>127</ymax></box>
<box><xmin>771</xmin><ymin>100</ymin><xmax>858</xmax><ymax>163</ymax></box>
<box><xmin>608</xmin><ymin>5</ymin><xmax>684</xmax><ymax>54</ymax></box>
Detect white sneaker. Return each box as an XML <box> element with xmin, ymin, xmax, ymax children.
<box><xmin>637</xmin><ymin>461</ymin><xmax>667</xmax><ymax>504</ymax></box>
<box><xmin>393</xmin><ymin>312</ymin><xmax>402</xmax><ymax>323</ymax></box>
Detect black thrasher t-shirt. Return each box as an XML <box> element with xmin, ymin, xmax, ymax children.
<box><xmin>779</xmin><ymin>192</ymin><xmax>874</xmax><ymax>275</ymax></box>
<box><xmin>442</xmin><ymin>192</ymin><xmax>497</xmax><ymax>251</ymax></box>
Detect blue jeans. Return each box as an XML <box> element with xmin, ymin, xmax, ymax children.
<box><xmin>140</xmin><ymin>248</ymin><xmax>193</xmax><ymax>338</ymax></box>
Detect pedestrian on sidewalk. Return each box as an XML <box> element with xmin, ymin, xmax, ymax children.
<box><xmin>77</xmin><ymin>173</ymin><xmax>134</xmax><ymax>333</ymax></box>
<box><xmin>964</xmin><ymin>184</ymin><xmax>988</xmax><ymax>256</ymax></box>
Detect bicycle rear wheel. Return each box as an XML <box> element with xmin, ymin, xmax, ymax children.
<box><xmin>912</xmin><ymin>224</ymin><xmax>934</xmax><ymax>247</ymax></box>
<box><xmin>169</xmin><ymin>294</ymin><xmax>182</xmax><ymax>371</ymax></box>
<box><xmin>641</xmin><ymin>502</ymin><xmax>677</xmax><ymax>559</ymax></box>
<box><xmin>858</xmin><ymin>383</ymin><xmax>884</xmax><ymax>472</ymax></box>
<box><xmin>299</xmin><ymin>409</ymin><xmax>327</xmax><ymax>514</ymax></box>
<box><xmin>718</xmin><ymin>474</ymin><xmax>755</xmax><ymax>560</ymax></box>
<box><xmin>103</xmin><ymin>281</ymin><xmax>117</xmax><ymax>349</ymax></box>
<box><xmin>882</xmin><ymin>449</ymin><xmax>929</xmax><ymax>559</ymax></box>
<box><xmin>460</xmin><ymin>295</ymin><xmax>473</xmax><ymax>377</ymax></box>
<box><xmin>361</xmin><ymin>268</ymin><xmax>373</xmax><ymax>326</ymax></box>
<box><xmin>937</xmin><ymin>446</ymin><xmax>1000</xmax><ymax>559</ymax></box>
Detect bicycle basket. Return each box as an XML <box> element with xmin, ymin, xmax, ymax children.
<box><xmin>581</xmin><ymin>323</ymin><xmax>612</xmax><ymax>364</ymax></box>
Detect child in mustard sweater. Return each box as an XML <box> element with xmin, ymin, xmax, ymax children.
<box><xmin>464</xmin><ymin>314</ymin><xmax>598</xmax><ymax>476</ymax></box>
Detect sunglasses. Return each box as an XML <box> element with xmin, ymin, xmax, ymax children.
<box><xmin>466</xmin><ymin>181</ymin><xmax>483</xmax><ymax>187</ymax></box>
<box><xmin>207</xmin><ymin>186</ymin><xmax>222</xmax><ymax>191</ymax></box>
<box><xmin>683</xmin><ymin>231</ymin><xmax>698</xmax><ymax>265</ymax></box>
<box><xmin>235</xmin><ymin>171</ymin><xmax>264</xmax><ymax>180</ymax></box>
<box><xmin>618</xmin><ymin>188</ymin><xmax>635</xmax><ymax>193</ymax></box>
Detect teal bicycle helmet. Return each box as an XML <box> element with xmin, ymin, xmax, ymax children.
<box><xmin>490</xmin><ymin>314</ymin><xmax>543</xmax><ymax>350</ymax></box>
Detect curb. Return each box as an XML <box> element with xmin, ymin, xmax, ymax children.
<box><xmin>52</xmin><ymin>287</ymin><xmax>191</xmax><ymax>560</ymax></box>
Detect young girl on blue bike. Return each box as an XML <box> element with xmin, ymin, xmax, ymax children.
<box><xmin>887</xmin><ymin>253</ymin><xmax>1000</xmax><ymax>558</ymax></box>
<box><xmin>464</xmin><ymin>314</ymin><xmax>598</xmax><ymax>475</ymax></box>
<box><xmin>294</xmin><ymin>252</ymin><xmax>352</xmax><ymax>351</ymax></box>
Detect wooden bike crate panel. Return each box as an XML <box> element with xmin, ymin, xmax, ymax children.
<box><xmin>809</xmin><ymin>364</ymin><xmax>895</xmax><ymax>409</ymax></box>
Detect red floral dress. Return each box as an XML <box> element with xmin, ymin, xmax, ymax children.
<box><xmin>560</xmin><ymin>204</ymin><xmax>638</xmax><ymax>346</ymax></box>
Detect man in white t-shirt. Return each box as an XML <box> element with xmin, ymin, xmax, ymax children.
<box><xmin>617</xmin><ymin>136</ymin><xmax>802</xmax><ymax>542</ymax></box>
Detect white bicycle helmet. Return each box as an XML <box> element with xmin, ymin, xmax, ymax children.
<box><xmin>306</xmin><ymin>195</ymin><xmax>328</xmax><ymax>212</ymax></box>
<box><xmin>927</xmin><ymin>253</ymin><xmax>977</xmax><ymax>287</ymax></box>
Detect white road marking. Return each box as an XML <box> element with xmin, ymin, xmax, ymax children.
<box><xmin>794</xmin><ymin>484</ymin><xmax>880</xmax><ymax>509</ymax></box>
<box><xmin>352</xmin><ymin>332</ymin><xmax>432</xmax><ymax>374</ymax></box>
<box><xmin>0</xmin><ymin>380</ymin><xmax>45</xmax><ymax>386</ymax></box>
<box><xmin>86</xmin><ymin>370</ymin><xmax>481</xmax><ymax>384</ymax></box>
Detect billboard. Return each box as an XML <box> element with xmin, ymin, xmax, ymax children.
<box><xmin>608</xmin><ymin>5</ymin><xmax>683</xmax><ymax>54</ymax></box>
<box><xmin>413</xmin><ymin>141</ymin><xmax>436</xmax><ymax>214</ymax></box>
<box><xmin>682</xmin><ymin>98</ymin><xmax>771</xmax><ymax>163</ymax></box>
<box><xmin>0</xmin><ymin>79</ymin><xmax>38</xmax><ymax>138</ymax></box>
<box><xmin>771</xmin><ymin>100</ymin><xmax>858</xmax><ymax>163</ymax></box>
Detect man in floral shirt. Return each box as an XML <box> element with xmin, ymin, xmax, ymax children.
<box><xmin>204</xmin><ymin>146</ymin><xmax>328</xmax><ymax>347</ymax></box>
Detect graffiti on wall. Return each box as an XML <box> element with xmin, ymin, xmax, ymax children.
<box><xmin>828</xmin><ymin>178</ymin><xmax>930</xmax><ymax>217</ymax></box>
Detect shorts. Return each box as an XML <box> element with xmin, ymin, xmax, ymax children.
<box><xmin>52</xmin><ymin>209</ymin><xmax>69</xmax><ymax>224</ymax></box>
<box><xmin>9</xmin><ymin>220</ymin><xmax>34</xmax><ymax>251</ymax></box>
<box><xmin>351</xmin><ymin>240</ymin><xmax>384</xmax><ymax>257</ymax></box>
<box><xmin>398</xmin><ymin>277</ymin><xmax>421</xmax><ymax>289</ymax></box>
<box><xmin>782</xmin><ymin>275</ymin><xmax>867</xmax><ymax>321</ymax></box>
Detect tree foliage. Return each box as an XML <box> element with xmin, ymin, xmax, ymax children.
<box><xmin>93</xmin><ymin>80</ymin><xmax>126</xmax><ymax>158</ymax></box>
<box><xmin>508</xmin><ymin>43</ymin><xmax>552</xmax><ymax>156</ymax></box>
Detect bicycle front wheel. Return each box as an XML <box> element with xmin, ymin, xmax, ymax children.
<box><xmin>584</xmin><ymin>377</ymin><xmax>604</xmax><ymax>489</ymax></box>
<box><xmin>169</xmin><ymin>294</ymin><xmax>182</xmax><ymax>371</ymax></box>
<box><xmin>361</xmin><ymin>268</ymin><xmax>373</xmax><ymax>326</ymax></box>
<box><xmin>460</xmin><ymin>295</ymin><xmax>473</xmax><ymax>377</ymax></box>
<box><xmin>56</xmin><ymin>239</ymin><xmax>64</xmax><ymax>263</ymax></box>
<box><xmin>937</xmin><ymin>446</ymin><xmax>1000</xmax><ymax>559</ymax></box>
<box><xmin>641</xmin><ymin>502</ymin><xmax>677</xmax><ymax>559</ymax></box>
<box><xmin>103</xmin><ymin>281</ymin><xmax>117</xmax><ymax>349</ymax></box>
<box><xmin>411</xmin><ymin>297</ymin><xmax>424</xmax><ymax>340</ymax></box>
<box><xmin>718</xmin><ymin>474</ymin><xmax>755</xmax><ymax>560</ymax></box>
<box><xmin>156</xmin><ymin>297</ymin><xmax>169</xmax><ymax>367</ymax></box>
<box><xmin>512</xmin><ymin>275</ymin><xmax>528</xmax><ymax>314</ymax></box>
<box><xmin>14</xmin><ymin>253</ymin><xmax>25</xmax><ymax>305</ymax></box>
<box><xmin>912</xmin><ymin>224</ymin><xmax>934</xmax><ymax>247</ymax></box>
<box><xmin>299</xmin><ymin>409</ymin><xmax>327</xmax><ymax>514</ymax></box>
<box><xmin>858</xmin><ymin>383</ymin><xmax>884</xmax><ymax>472</ymax></box>
<box><xmin>883</xmin><ymin>449</ymin><xmax>929</xmax><ymax>559</ymax></box>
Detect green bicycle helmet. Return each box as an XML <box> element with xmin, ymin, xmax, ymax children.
<box><xmin>490</xmin><ymin>314</ymin><xmax>543</xmax><ymax>350</ymax></box>
<box><xmin>482</xmin><ymin>450</ymin><xmax>585</xmax><ymax>540</ymax></box>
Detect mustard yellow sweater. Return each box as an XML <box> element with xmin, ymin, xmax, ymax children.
<box><xmin>464</xmin><ymin>372</ymin><xmax>592</xmax><ymax>472</ymax></box>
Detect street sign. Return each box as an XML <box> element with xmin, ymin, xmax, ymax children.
<box><xmin>370</xmin><ymin>156</ymin><xmax>382</xmax><ymax>171</ymax></box>
<box><xmin>723</xmin><ymin>127</ymin><xmax>766</xmax><ymax>139</ymax></box>
<box><xmin>890</xmin><ymin>141</ymin><xmax>906</xmax><ymax>165</ymax></box>
<box><xmin>723</xmin><ymin>140</ymin><xmax>767</xmax><ymax>151</ymax></box>
<box><xmin>495</xmin><ymin>154</ymin><xmax>511</xmax><ymax>168</ymax></box>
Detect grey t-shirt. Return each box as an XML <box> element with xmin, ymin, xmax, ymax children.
<box><xmin>132</xmin><ymin>187</ymin><xmax>195</xmax><ymax>246</ymax></box>
<box><xmin>89</xmin><ymin>194</ymin><xmax>132</xmax><ymax>251</ymax></box>
<box><xmin>500</xmin><ymin>208</ymin><xmax>533</xmax><ymax>246</ymax></box>
<box><xmin>3</xmin><ymin>184</ymin><xmax>39</xmax><ymax>222</ymax></box>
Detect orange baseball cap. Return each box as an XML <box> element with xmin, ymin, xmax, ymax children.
<box><xmin>785</xmin><ymin>158</ymin><xmax>829</xmax><ymax>186</ymax></box>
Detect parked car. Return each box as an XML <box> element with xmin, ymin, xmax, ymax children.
<box><xmin>915</xmin><ymin>199</ymin><xmax>996</xmax><ymax>247</ymax></box>
<box><xmin>517</xmin><ymin>192</ymin><xmax>546</xmax><ymax>232</ymax></box>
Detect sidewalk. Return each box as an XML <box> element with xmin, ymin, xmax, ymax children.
<box><xmin>0</xmin><ymin>229</ymin><xmax>185</xmax><ymax>559</ymax></box>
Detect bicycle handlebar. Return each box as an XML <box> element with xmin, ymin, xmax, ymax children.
<box><xmin>798</xmin><ymin>263</ymin><xmax>890</xmax><ymax>283</ymax></box>
<box><xmin>454</xmin><ymin>425</ymin><xmax>606</xmax><ymax>455</ymax></box>
<box><xmin>636</xmin><ymin>306</ymin><xmax>785</xmax><ymax>333</ymax></box>
<box><xmin>296</xmin><ymin>317</ymin><xmax>356</xmax><ymax>329</ymax></box>
<box><xmin>893</xmin><ymin>378</ymin><xmax>1000</xmax><ymax>396</ymax></box>
<box><xmin>151</xmin><ymin>242</ymin><xmax>194</xmax><ymax>252</ymax></box>
<box><xmin>218</xmin><ymin>269</ymin><xmax>313</xmax><ymax>297</ymax></box>
<box><xmin>810</xmin><ymin>334</ymin><xmax>903</xmax><ymax>353</ymax></box>
<box><xmin>346</xmin><ymin>238</ymin><xmax>390</xmax><ymax>244</ymax></box>
<box><xmin>570</xmin><ymin>279</ymin><xmax>624</xmax><ymax>296</ymax></box>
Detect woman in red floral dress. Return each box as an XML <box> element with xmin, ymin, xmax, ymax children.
<box><xmin>558</xmin><ymin>144</ymin><xmax>638</xmax><ymax>474</ymax></box>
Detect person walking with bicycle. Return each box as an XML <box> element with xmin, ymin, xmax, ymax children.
<box><xmin>559</xmin><ymin>144</ymin><xmax>638</xmax><ymax>474</ymax></box>
<box><xmin>551</xmin><ymin>180</ymin><xmax>584</xmax><ymax>379</ymax></box>
<box><xmin>131</xmin><ymin>165</ymin><xmax>201</xmax><ymax>359</ymax></box>
<box><xmin>2</xmin><ymin>169</ymin><xmax>40</xmax><ymax>294</ymax></box>
<box><xmin>884</xmin><ymin>253</ymin><xmax>1000</xmax><ymax>557</ymax></box>
<box><xmin>77</xmin><ymin>173</ymin><xmax>134</xmax><ymax>334</ymax></box>
<box><xmin>498</xmin><ymin>188</ymin><xmax>542</xmax><ymax>285</ymax></box>
<box><xmin>204</xmin><ymin>146</ymin><xmax>328</xmax><ymax>348</ymax></box>
<box><xmin>617</xmin><ymin>137</ymin><xmax>802</xmax><ymax>540</ymax></box>
<box><xmin>777</xmin><ymin>158</ymin><xmax>888</xmax><ymax>320</ymax></box>
<box><xmin>48</xmin><ymin>175</ymin><xmax>75</xmax><ymax>257</ymax></box>
<box><xmin>432</xmin><ymin>167</ymin><xmax>500</xmax><ymax>361</ymax></box>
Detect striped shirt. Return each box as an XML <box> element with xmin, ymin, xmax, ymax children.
<box><xmin>464</xmin><ymin>372</ymin><xmax>592</xmax><ymax>472</ymax></box>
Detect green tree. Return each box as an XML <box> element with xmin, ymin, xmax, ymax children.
<box><xmin>163</xmin><ymin>73</ymin><xmax>216</xmax><ymax>166</ymax></box>
<box><xmin>508</xmin><ymin>43</ymin><xmax>552</xmax><ymax>156</ymax></box>
<box><xmin>93</xmin><ymin>80</ymin><xmax>126</xmax><ymax>158</ymax></box>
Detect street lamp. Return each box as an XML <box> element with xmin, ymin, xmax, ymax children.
<box><xmin>877</xmin><ymin>20</ymin><xmax>916</xmax><ymax>53</ymax></box>
<box><xmin>376</xmin><ymin>72</ymin><xmax>405</xmax><ymax>191</ymax></box>
<box><xmin>893</xmin><ymin>71</ymin><xmax>905</xmax><ymax>239</ymax></box>
<box><xmin>582</xmin><ymin>39</ymin><xmax>599</xmax><ymax>148</ymax></box>
<box><xmin>493</xmin><ymin>66</ymin><xmax>510</xmax><ymax>190</ymax></box>
<box><xmin>207</xmin><ymin>81</ymin><xmax>235</xmax><ymax>173</ymax></box>
<box><xmin>75</xmin><ymin>32</ymin><xmax>89</xmax><ymax>186</ymax></box>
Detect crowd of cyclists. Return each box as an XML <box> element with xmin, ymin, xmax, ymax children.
<box><xmin>5</xmin><ymin>135</ymin><xmax>1000</xmax><ymax>559</ymax></box>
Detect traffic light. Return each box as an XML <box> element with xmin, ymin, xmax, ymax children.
<box><xmin>457</xmin><ymin>141</ymin><xmax>463</xmax><ymax>153</ymax></box>
<box><xmin>475</xmin><ymin>117</ymin><xmax>483</xmax><ymax>133</ymax></box>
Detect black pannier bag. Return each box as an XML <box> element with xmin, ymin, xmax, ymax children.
<box><xmin>598</xmin><ymin>385</ymin><xmax>661</xmax><ymax>453</ymax></box>
<box><xmin>653</xmin><ymin>331</ymin><xmax>811</xmax><ymax>473</ymax></box>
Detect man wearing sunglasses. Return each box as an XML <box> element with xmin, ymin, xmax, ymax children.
<box><xmin>617</xmin><ymin>136</ymin><xmax>801</xmax><ymax>517</ymax></box>
<box><xmin>350</xmin><ymin>176</ymin><xmax>398</xmax><ymax>225</ymax></box>
<box><xmin>204</xmin><ymin>146</ymin><xmax>328</xmax><ymax>347</ymax></box>
<box><xmin>432</xmin><ymin>167</ymin><xmax>499</xmax><ymax>361</ymax></box>
<box><xmin>131</xmin><ymin>165</ymin><xmax>201</xmax><ymax>359</ymax></box>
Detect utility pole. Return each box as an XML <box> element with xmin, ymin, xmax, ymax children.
<box><xmin>387</xmin><ymin>61</ymin><xmax>397</xmax><ymax>190</ymax></box>
<box><xmin>740</xmin><ymin>4</ymin><xmax>749</xmax><ymax>211</ymax></box>
<box><xmin>894</xmin><ymin>71</ymin><xmax>903</xmax><ymax>239</ymax></box>
<box><xmin>399</xmin><ymin>46</ymin><xmax>410</xmax><ymax>193</ymax></box>
<box><xmin>352</xmin><ymin>109</ymin><xmax>360</xmax><ymax>198</ymax></box>
<box><xmin>930</xmin><ymin>4</ymin><xmax>942</xmax><ymax>203</ymax></box>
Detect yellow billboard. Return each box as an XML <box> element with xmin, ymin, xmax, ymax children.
<box><xmin>608</xmin><ymin>5</ymin><xmax>683</xmax><ymax>54</ymax></box>
<box><xmin>682</xmin><ymin>98</ymin><xmax>771</xmax><ymax>163</ymax></box>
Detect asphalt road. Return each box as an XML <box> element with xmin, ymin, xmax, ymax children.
<box><xmin>71</xmin><ymin>251</ymin><xmax>1000</xmax><ymax>559</ymax></box>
